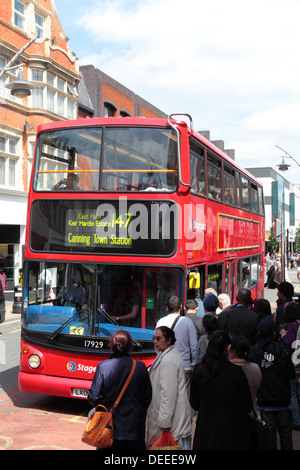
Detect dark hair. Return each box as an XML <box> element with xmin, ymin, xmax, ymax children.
<box><xmin>167</xmin><ymin>295</ymin><xmax>182</xmax><ymax>313</ymax></box>
<box><xmin>186</xmin><ymin>298</ymin><xmax>198</xmax><ymax>311</ymax></box>
<box><xmin>236</xmin><ymin>288</ymin><xmax>254</xmax><ymax>305</ymax></box>
<box><xmin>230</xmin><ymin>335</ymin><xmax>250</xmax><ymax>361</ymax></box>
<box><xmin>278</xmin><ymin>281</ymin><xmax>294</xmax><ymax>299</ymax></box>
<box><xmin>199</xmin><ymin>330</ymin><xmax>231</xmax><ymax>381</ymax></box>
<box><xmin>202</xmin><ymin>314</ymin><xmax>218</xmax><ymax>335</ymax></box>
<box><xmin>253</xmin><ymin>298</ymin><xmax>272</xmax><ymax>320</ymax></box>
<box><xmin>155</xmin><ymin>326</ymin><xmax>176</xmax><ymax>345</ymax></box>
<box><xmin>109</xmin><ymin>330</ymin><xmax>133</xmax><ymax>354</ymax></box>
<box><xmin>284</xmin><ymin>301</ymin><xmax>300</xmax><ymax>323</ymax></box>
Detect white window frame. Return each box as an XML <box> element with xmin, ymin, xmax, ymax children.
<box><xmin>35</xmin><ymin>11</ymin><xmax>44</xmax><ymax>39</ymax></box>
<box><xmin>14</xmin><ymin>0</ymin><xmax>26</xmax><ymax>31</ymax></box>
<box><xmin>30</xmin><ymin>69</ymin><xmax>77</xmax><ymax>119</ymax></box>
<box><xmin>0</xmin><ymin>134</ymin><xmax>20</xmax><ymax>188</ymax></box>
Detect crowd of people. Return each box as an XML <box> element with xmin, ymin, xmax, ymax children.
<box><xmin>86</xmin><ymin>282</ymin><xmax>300</xmax><ymax>451</ymax></box>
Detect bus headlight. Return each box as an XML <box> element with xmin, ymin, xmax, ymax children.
<box><xmin>28</xmin><ymin>354</ymin><xmax>41</xmax><ymax>369</ymax></box>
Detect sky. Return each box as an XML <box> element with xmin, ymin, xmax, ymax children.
<box><xmin>54</xmin><ymin>0</ymin><xmax>300</xmax><ymax>184</ymax></box>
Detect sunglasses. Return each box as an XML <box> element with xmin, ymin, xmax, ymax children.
<box><xmin>152</xmin><ymin>335</ymin><xmax>164</xmax><ymax>342</ymax></box>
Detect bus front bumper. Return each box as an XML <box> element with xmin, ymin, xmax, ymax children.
<box><xmin>18</xmin><ymin>371</ymin><xmax>92</xmax><ymax>399</ymax></box>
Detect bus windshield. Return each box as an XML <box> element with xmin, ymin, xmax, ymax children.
<box><xmin>34</xmin><ymin>126</ymin><xmax>178</xmax><ymax>192</ymax></box>
<box><xmin>23</xmin><ymin>261</ymin><xmax>183</xmax><ymax>337</ymax></box>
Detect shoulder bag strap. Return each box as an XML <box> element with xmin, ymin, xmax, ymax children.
<box><xmin>112</xmin><ymin>360</ymin><xmax>136</xmax><ymax>410</ymax></box>
<box><xmin>171</xmin><ymin>315</ymin><xmax>180</xmax><ymax>330</ymax></box>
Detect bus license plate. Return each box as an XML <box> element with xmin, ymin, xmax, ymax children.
<box><xmin>72</xmin><ymin>388</ymin><xmax>88</xmax><ymax>398</ymax></box>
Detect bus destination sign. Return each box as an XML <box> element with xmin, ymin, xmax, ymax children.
<box><xmin>30</xmin><ymin>199</ymin><xmax>178</xmax><ymax>256</ymax></box>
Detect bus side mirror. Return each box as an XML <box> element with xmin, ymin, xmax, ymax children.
<box><xmin>189</xmin><ymin>272</ymin><xmax>200</xmax><ymax>289</ymax></box>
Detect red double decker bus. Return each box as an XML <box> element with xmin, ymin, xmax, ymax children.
<box><xmin>19</xmin><ymin>114</ymin><xmax>265</xmax><ymax>398</ymax></box>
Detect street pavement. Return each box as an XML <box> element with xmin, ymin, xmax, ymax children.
<box><xmin>0</xmin><ymin>305</ymin><xmax>93</xmax><ymax>451</ymax></box>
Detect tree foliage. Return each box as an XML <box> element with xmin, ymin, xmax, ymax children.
<box><xmin>269</xmin><ymin>219</ymin><xmax>279</xmax><ymax>254</ymax></box>
<box><xmin>295</xmin><ymin>225</ymin><xmax>300</xmax><ymax>252</ymax></box>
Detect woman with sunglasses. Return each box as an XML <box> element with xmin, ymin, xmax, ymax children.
<box><xmin>146</xmin><ymin>326</ymin><xmax>192</xmax><ymax>450</ymax></box>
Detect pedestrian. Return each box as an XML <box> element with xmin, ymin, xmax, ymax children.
<box><xmin>196</xmin><ymin>314</ymin><xmax>218</xmax><ymax>363</ymax></box>
<box><xmin>273</xmin><ymin>261</ymin><xmax>281</xmax><ymax>287</ymax></box>
<box><xmin>279</xmin><ymin>301</ymin><xmax>300</xmax><ymax>348</ymax></box>
<box><xmin>279</xmin><ymin>301</ymin><xmax>300</xmax><ymax>430</ymax></box>
<box><xmin>190</xmin><ymin>330</ymin><xmax>254</xmax><ymax>450</ymax></box>
<box><xmin>229</xmin><ymin>335</ymin><xmax>262</xmax><ymax>413</ymax></box>
<box><xmin>218</xmin><ymin>287</ymin><xmax>259</xmax><ymax>345</ymax></box>
<box><xmin>253</xmin><ymin>298</ymin><xmax>272</xmax><ymax>323</ymax></box>
<box><xmin>216</xmin><ymin>293</ymin><xmax>231</xmax><ymax>314</ymax></box>
<box><xmin>194</xmin><ymin>291</ymin><xmax>220</xmax><ymax>338</ymax></box>
<box><xmin>250</xmin><ymin>316</ymin><xmax>295</xmax><ymax>450</ymax></box>
<box><xmin>203</xmin><ymin>291</ymin><xmax>219</xmax><ymax>316</ymax></box>
<box><xmin>185</xmin><ymin>298</ymin><xmax>202</xmax><ymax>340</ymax></box>
<box><xmin>156</xmin><ymin>295</ymin><xmax>197</xmax><ymax>390</ymax></box>
<box><xmin>88</xmin><ymin>330</ymin><xmax>152</xmax><ymax>450</ymax></box>
<box><xmin>275</xmin><ymin>281</ymin><xmax>294</xmax><ymax>336</ymax></box>
<box><xmin>146</xmin><ymin>326</ymin><xmax>192</xmax><ymax>450</ymax></box>
<box><xmin>265</xmin><ymin>261</ymin><xmax>276</xmax><ymax>288</ymax></box>
<box><xmin>187</xmin><ymin>288</ymin><xmax>204</xmax><ymax>318</ymax></box>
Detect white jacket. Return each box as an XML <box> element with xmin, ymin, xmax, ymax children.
<box><xmin>146</xmin><ymin>345</ymin><xmax>192</xmax><ymax>448</ymax></box>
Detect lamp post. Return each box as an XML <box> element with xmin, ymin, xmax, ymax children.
<box><xmin>276</xmin><ymin>145</ymin><xmax>300</xmax><ymax>171</ymax></box>
<box><xmin>0</xmin><ymin>38</ymin><xmax>37</xmax><ymax>98</ymax></box>
<box><xmin>275</xmin><ymin>145</ymin><xmax>300</xmax><ymax>282</ymax></box>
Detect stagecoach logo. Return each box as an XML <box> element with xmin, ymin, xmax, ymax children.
<box><xmin>66</xmin><ymin>361</ymin><xmax>97</xmax><ymax>374</ymax></box>
<box><xmin>67</xmin><ymin>361</ymin><xmax>76</xmax><ymax>372</ymax></box>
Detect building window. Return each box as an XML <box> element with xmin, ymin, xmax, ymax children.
<box><xmin>9</xmin><ymin>159</ymin><xmax>16</xmax><ymax>186</ymax></box>
<box><xmin>0</xmin><ymin>158</ymin><xmax>5</xmax><ymax>185</ymax></box>
<box><xmin>14</xmin><ymin>0</ymin><xmax>26</xmax><ymax>30</ymax></box>
<box><xmin>67</xmin><ymin>98</ymin><xmax>74</xmax><ymax>119</ymax></box>
<box><xmin>57</xmin><ymin>93</ymin><xmax>64</xmax><ymax>115</ymax></box>
<box><xmin>47</xmin><ymin>88</ymin><xmax>55</xmax><ymax>111</ymax></box>
<box><xmin>0</xmin><ymin>156</ymin><xmax>18</xmax><ymax>187</ymax></box>
<box><xmin>32</xmin><ymin>68</ymin><xmax>44</xmax><ymax>82</ymax></box>
<box><xmin>0</xmin><ymin>57</ymin><xmax>5</xmax><ymax>97</ymax></box>
<box><xmin>31</xmin><ymin>69</ymin><xmax>76</xmax><ymax>118</ymax></box>
<box><xmin>0</xmin><ymin>136</ymin><xmax>17</xmax><ymax>154</ymax></box>
<box><xmin>0</xmin><ymin>135</ymin><xmax>19</xmax><ymax>188</ymax></box>
<box><xmin>32</xmin><ymin>86</ymin><xmax>44</xmax><ymax>108</ymax></box>
<box><xmin>9</xmin><ymin>140</ymin><xmax>16</xmax><ymax>154</ymax></box>
<box><xmin>47</xmin><ymin>72</ymin><xmax>55</xmax><ymax>87</ymax></box>
<box><xmin>120</xmin><ymin>110</ymin><xmax>131</xmax><ymax>117</ymax></box>
<box><xmin>104</xmin><ymin>102</ymin><xmax>116</xmax><ymax>117</ymax></box>
<box><xmin>57</xmin><ymin>78</ymin><xmax>65</xmax><ymax>92</ymax></box>
<box><xmin>35</xmin><ymin>11</ymin><xmax>44</xmax><ymax>39</ymax></box>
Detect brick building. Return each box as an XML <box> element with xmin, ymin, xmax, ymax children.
<box><xmin>0</xmin><ymin>0</ymin><xmax>80</xmax><ymax>295</ymax></box>
<box><xmin>79</xmin><ymin>65</ymin><xmax>166</xmax><ymax>119</ymax></box>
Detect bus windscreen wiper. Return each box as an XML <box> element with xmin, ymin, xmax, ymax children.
<box><xmin>98</xmin><ymin>307</ymin><xmax>142</xmax><ymax>349</ymax></box>
<box><xmin>48</xmin><ymin>308</ymin><xmax>87</xmax><ymax>342</ymax></box>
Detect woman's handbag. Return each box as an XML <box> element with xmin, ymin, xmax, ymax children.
<box><xmin>82</xmin><ymin>360</ymin><xmax>136</xmax><ymax>448</ymax></box>
<box><xmin>248</xmin><ymin>410</ymin><xmax>270</xmax><ymax>450</ymax></box>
